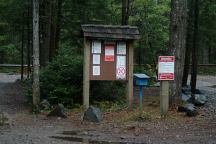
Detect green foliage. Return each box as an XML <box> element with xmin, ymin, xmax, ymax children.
<box><xmin>134</xmin><ymin>64</ymin><xmax>158</xmax><ymax>85</ymax></box>
<box><xmin>40</xmin><ymin>47</ymin><xmax>83</xmax><ymax>108</ymax></box>
<box><xmin>91</xmin><ymin>81</ymin><xmax>126</xmax><ymax>102</ymax></box>
<box><xmin>93</xmin><ymin>101</ymin><xmax>128</xmax><ymax>112</ymax></box>
<box><xmin>128</xmin><ymin>111</ymin><xmax>152</xmax><ymax>122</ymax></box>
<box><xmin>0</xmin><ymin>113</ymin><xmax>9</xmax><ymax>126</ymax></box>
<box><xmin>198</xmin><ymin>66</ymin><xmax>216</xmax><ymax>75</ymax></box>
<box><xmin>199</xmin><ymin>1</ymin><xmax>216</xmax><ymax>64</ymax></box>
<box><xmin>130</xmin><ymin>0</ymin><xmax>170</xmax><ymax>64</ymax></box>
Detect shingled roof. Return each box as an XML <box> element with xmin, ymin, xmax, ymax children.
<box><xmin>81</xmin><ymin>24</ymin><xmax>140</xmax><ymax>40</ymax></box>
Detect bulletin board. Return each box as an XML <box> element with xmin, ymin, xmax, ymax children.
<box><xmin>90</xmin><ymin>40</ymin><xmax>129</xmax><ymax>81</ymax></box>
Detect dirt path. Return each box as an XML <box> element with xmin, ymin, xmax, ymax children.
<box><xmin>0</xmin><ymin>73</ymin><xmax>216</xmax><ymax>144</ymax></box>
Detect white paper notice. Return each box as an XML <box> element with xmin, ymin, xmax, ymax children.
<box><xmin>92</xmin><ymin>41</ymin><xmax>101</xmax><ymax>54</ymax></box>
<box><xmin>93</xmin><ymin>54</ymin><xmax>100</xmax><ymax>65</ymax></box>
<box><xmin>117</xmin><ymin>42</ymin><xmax>126</xmax><ymax>55</ymax></box>
<box><xmin>117</xmin><ymin>56</ymin><xmax>126</xmax><ymax>67</ymax></box>
<box><xmin>159</xmin><ymin>62</ymin><xmax>174</xmax><ymax>73</ymax></box>
<box><xmin>93</xmin><ymin>66</ymin><xmax>100</xmax><ymax>76</ymax></box>
<box><xmin>116</xmin><ymin>56</ymin><xmax>126</xmax><ymax>79</ymax></box>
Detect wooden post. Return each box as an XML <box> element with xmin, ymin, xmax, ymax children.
<box><xmin>83</xmin><ymin>38</ymin><xmax>90</xmax><ymax>109</ymax></box>
<box><xmin>127</xmin><ymin>41</ymin><xmax>134</xmax><ymax>106</ymax></box>
<box><xmin>160</xmin><ymin>81</ymin><xmax>169</xmax><ymax>116</ymax></box>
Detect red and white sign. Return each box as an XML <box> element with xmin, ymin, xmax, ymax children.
<box><xmin>158</xmin><ymin>56</ymin><xmax>175</xmax><ymax>80</ymax></box>
<box><xmin>116</xmin><ymin>56</ymin><xmax>126</xmax><ymax>79</ymax></box>
<box><xmin>104</xmin><ymin>44</ymin><xmax>115</xmax><ymax>61</ymax></box>
<box><xmin>117</xmin><ymin>67</ymin><xmax>126</xmax><ymax>79</ymax></box>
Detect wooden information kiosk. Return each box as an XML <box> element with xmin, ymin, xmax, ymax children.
<box><xmin>82</xmin><ymin>24</ymin><xmax>140</xmax><ymax>108</ymax></box>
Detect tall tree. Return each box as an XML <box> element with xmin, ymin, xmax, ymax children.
<box><xmin>190</xmin><ymin>0</ymin><xmax>200</xmax><ymax>95</ymax></box>
<box><xmin>33</xmin><ymin>0</ymin><xmax>40</xmax><ymax>106</ymax></box>
<box><xmin>182</xmin><ymin>0</ymin><xmax>194</xmax><ymax>87</ymax></box>
<box><xmin>169</xmin><ymin>0</ymin><xmax>188</xmax><ymax>103</ymax></box>
<box><xmin>40</xmin><ymin>0</ymin><xmax>51</xmax><ymax>67</ymax></box>
<box><xmin>122</xmin><ymin>0</ymin><xmax>130</xmax><ymax>25</ymax></box>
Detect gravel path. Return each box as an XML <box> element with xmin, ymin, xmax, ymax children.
<box><xmin>0</xmin><ymin>73</ymin><xmax>215</xmax><ymax>144</ymax></box>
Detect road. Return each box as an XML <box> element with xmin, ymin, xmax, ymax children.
<box><xmin>0</xmin><ymin>73</ymin><xmax>215</xmax><ymax>144</ymax></box>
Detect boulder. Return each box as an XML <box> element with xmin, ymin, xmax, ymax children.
<box><xmin>178</xmin><ymin>103</ymin><xmax>198</xmax><ymax>117</ymax></box>
<box><xmin>47</xmin><ymin>104</ymin><xmax>67</xmax><ymax>118</ymax></box>
<box><xmin>181</xmin><ymin>93</ymin><xmax>191</xmax><ymax>102</ymax></box>
<box><xmin>185</xmin><ymin>103</ymin><xmax>199</xmax><ymax>117</ymax></box>
<box><xmin>195</xmin><ymin>89</ymin><xmax>204</xmax><ymax>94</ymax></box>
<box><xmin>83</xmin><ymin>106</ymin><xmax>102</xmax><ymax>123</ymax></box>
<box><xmin>182</xmin><ymin>85</ymin><xmax>191</xmax><ymax>95</ymax></box>
<box><xmin>40</xmin><ymin>99</ymin><xmax>51</xmax><ymax>110</ymax></box>
<box><xmin>194</xmin><ymin>94</ymin><xmax>207</xmax><ymax>106</ymax></box>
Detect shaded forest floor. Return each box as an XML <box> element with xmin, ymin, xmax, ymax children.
<box><xmin>0</xmin><ymin>73</ymin><xmax>216</xmax><ymax>144</ymax></box>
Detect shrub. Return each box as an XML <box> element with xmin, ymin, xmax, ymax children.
<box><xmin>40</xmin><ymin>47</ymin><xmax>83</xmax><ymax>108</ymax></box>
<box><xmin>90</xmin><ymin>81</ymin><xmax>126</xmax><ymax>102</ymax></box>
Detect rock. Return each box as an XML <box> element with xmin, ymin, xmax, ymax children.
<box><xmin>83</xmin><ymin>106</ymin><xmax>102</xmax><ymax>123</ymax></box>
<box><xmin>195</xmin><ymin>89</ymin><xmax>203</xmax><ymax>94</ymax></box>
<box><xmin>40</xmin><ymin>99</ymin><xmax>51</xmax><ymax>110</ymax></box>
<box><xmin>190</xmin><ymin>94</ymin><xmax>207</xmax><ymax>106</ymax></box>
<box><xmin>47</xmin><ymin>104</ymin><xmax>67</xmax><ymax>118</ymax></box>
<box><xmin>181</xmin><ymin>93</ymin><xmax>191</xmax><ymax>102</ymax></box>
<box><xmin>182</xmin><ymin>85</ymin><xmax>191</xmax><ymax>95</ymax></box>
<box><xmin>185</xmin><ymin>103</ymin><xmax>198</xmax><ymax>117</ymax></box>
<box><xmin>178</xmin><ymin>106</ymin><xmax>187</xmax><ymax>112</ymax></box>
<box><xmin>178</xmin><ymin>103</ymin><xmax>198</xmax><ymax>117</ymax></box>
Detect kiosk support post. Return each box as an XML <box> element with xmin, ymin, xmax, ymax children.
<box><xmin>127</xmin><ymin>42</ymin><xmax>134</xmax><ymax>106</ymax></box>
<box><xmin>83</xmin><ymin>38</ymin><xmax>90</xmax><ymax>109</ymax></box>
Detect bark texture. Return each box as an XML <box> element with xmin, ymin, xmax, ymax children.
<box><xmin>122</xmin><ymin>0</ymin><xmax>130</xmax><ymax>25</ymax></box>
<box><xmin>169</xmin><ymin>0</ymin><xmax>188</xmax><ymax>103</ymax></box>
<box><xmin>33</xmin><ymin>0</ymin><xmax>40</xmax><ymax>106</ymax></box>
<box><xmin>182</xmin><ymin>0</ymin><xmax>194</xmax><ymax>87</ymax></box>
<box><xmin>191</xmin><ymin>0</ymin><xmax>200</xmax><ymax>95</ymax></box>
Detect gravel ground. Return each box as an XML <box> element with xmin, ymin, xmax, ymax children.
<box><xmin>0</xmin><ymin>73</ymin><xmax>216</xmax><ymax>144</ymax></box>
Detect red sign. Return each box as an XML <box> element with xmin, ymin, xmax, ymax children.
<box><xmin>158</xmin><ymin>56</ymin><xmax>175</xmax><ymax>80</ymax></box>
<box><xmin>104</xmin><ymin>44</ymin><xmax>115</xmax><ymax>61</ymax></box>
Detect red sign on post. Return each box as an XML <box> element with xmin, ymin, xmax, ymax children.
<box><xmin>158</xmin><ymin>56</ymin><xmax>175</xmax><ymax>80</ymax></box>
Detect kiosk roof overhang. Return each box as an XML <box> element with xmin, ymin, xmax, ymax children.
<box><xmin>81</xmin><ymin>24</ymin><xmax>140</xmax><ymax>40</ymax></box>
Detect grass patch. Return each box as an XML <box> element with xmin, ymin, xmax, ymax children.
<box><xmin>198</xmin><ymin>66</ymin><xmax>216</xmax><ymax>75</ymax></box>
<box><xmin>92</xmin><ymin>101</ymin><xmax>128</xmax><ymax>112</ymax></box>
<box><xmin>0</xmin><ymin>67</ymin><xmax>20</xmax><ymax>73</ymax></box>
<box><xmin>128</xmin><ymin>111</ymin><xmax>153</xmax><ymax>122</ymax></box>
<box><xmin>0</xmin><ymin>113</ymin><xmax>9</xmax><ymax>126</ymax></box>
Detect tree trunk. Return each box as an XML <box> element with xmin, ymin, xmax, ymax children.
<box><xmin>40</xmin><ymin>0</ymin><xmax>51</xmax><ymax>67</ymax></box>
<box><xmin>169</xmin><ymin>0</ymin><xmax>188</xmax><ymax>104</ymax></box>
<box><xmin>32</xmin><ymin>0</ymin><xmax>40</xmax><ymax>106</ymax></box>
<box><xmin>27</xmin><ymin>7</ymin><xmax>31</xmax><ymax>78</ymax></box>
<box><xmin>49</xmin><ymin>0</ymin><xmax>57</xmax><ymax>60</ymax></box>
<box><xmin>122</xmin><ymin>0</ymin><xmax>129</xmax><ymax>25</ymax></box>
<box><xmin>202</xmin><ymin>46</ymin><xmax>209</xmax><ymax>64</ymax></box>
<box><xmin>190</xmin><ymin>0</ymin><xmax>200</xmax><ymax>95</ymax></box>
<box><xmin>182</xmin><ymin>0</ymin><xmax>194</xmax><ymax>87</ymax></box>
<box><xmin>21</xmin><ymin>13</ymin><xmax>24</xmax><ymax>80</ymax></box>
<box><xmin>55</xmin><ymin>0</ymin><xmax>63</xmax><ymax>52</ymax></box>
<box><xmin>0</xmin><ymin>51</ymin><xmax>4</xmax><ymax>64</ymax></box>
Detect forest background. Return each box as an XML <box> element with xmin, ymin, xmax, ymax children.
<box><xmin>0</xmin><ymin>0</ymin><xmax>215</xmax><ymax>108</ymax></box>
